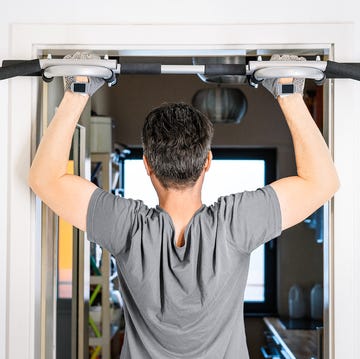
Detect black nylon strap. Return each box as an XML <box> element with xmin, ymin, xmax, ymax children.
<box><xmin>204</xmin><ymin>64</ymin><xmax>246</xmax><ymax>76</ymax></box>
<box><xmin>120</xmin><ymin>63</ymin><xmax>161</xmax><ymax>74</ymax></box>
<box><xmin>325</xmin><ymin>61</ymin><xmax>360</xmax><ymax>80</ymax></box>
<box><xmin>0</xmin><ymin>59</ymin><xmax>42</xmax><ymax>79</ymax></box>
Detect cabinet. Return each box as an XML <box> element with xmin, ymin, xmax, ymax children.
<box><xmin>262</xmin><ymin>317</ymin><xmax>321</xmax><ymax>359</ymax></box>
<box><xmin>89</xmin><ymin>152</ymin><xmax>123</xmax><ymax>359</ymax></box>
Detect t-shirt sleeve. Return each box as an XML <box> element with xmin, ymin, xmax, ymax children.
<box><xmin>218</xmin><ymin>185</ymin><xmax>282</xmax><ymax>254</ymax></box>
<box><xmin>86</xmin><ymin>188</ymin><xmax>143</xmax><ymax>256</ymax></box>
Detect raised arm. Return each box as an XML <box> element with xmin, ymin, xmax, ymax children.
<box><xmin>28</xmin><ymin>90</ymin><xmax>98</xmax><ymax>231</ymax></box>
<box><xmin>260</xmin><ymin>54</ymin><xmax>340</xmax><ymax>231</ymax></box>
<box><xmin>28</xmin><ymin>52</ymin><xmax>105</xmax><ymax>231</ymax></box>
<box><xmin>269</xmin><ymin>92</ymin><xmax>339</xmax><ymax>230</ymax></box>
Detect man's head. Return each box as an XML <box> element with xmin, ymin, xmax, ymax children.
<box><xmin>142</xmin><ymin>103</ymin><xmax>214</xmax><ymax>189</ymax></box>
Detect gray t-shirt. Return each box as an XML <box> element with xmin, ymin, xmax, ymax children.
<box><xmin>86</xmin><ymin>185</ymin><xmax>282</xmax><ymax>359</ymax></box>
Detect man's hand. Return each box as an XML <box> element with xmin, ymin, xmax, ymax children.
<box><xmin>63</xmin><ymin>51</ymin><xmax>105</xmax><ymax>96</ymax></box>
<box><xmin>262</xmin><ymin>54</ymin><xmax>306</xmax><ymax>98</ymax></box>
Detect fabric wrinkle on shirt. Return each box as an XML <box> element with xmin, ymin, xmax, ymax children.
<box><xmin>156</xmin><ymin>204</ymin><xmax>206</xmax><ymax>251</ymax></box>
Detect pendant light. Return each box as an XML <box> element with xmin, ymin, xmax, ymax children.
<box><xmin>192</xmin><ymin>85</ymin><xmax>248</xmax><ymax>124</ymax></box>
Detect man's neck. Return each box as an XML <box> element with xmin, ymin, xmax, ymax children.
<box><xmin>158</xmin><ymin>187</ymin><xmax>203</xmax><ymax>219</ymax></box>
<box><xmin>155</xmin><ymin>178</ymin><xmax>204</xmax><ymax>247</ymax></box>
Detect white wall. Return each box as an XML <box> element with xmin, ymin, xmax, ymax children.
<box><xmin>0</xmin><ymin>0</ymin><xmax>355</xmax><ymax>26</ymax></box>
<box><xmin>1</xmin><ymin>2</ymin><xmax>360</xmax><ymax>359</ymax></box>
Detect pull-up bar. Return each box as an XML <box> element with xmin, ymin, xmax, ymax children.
<box><xmin>1</xmin><ymin>57</ymin><xmax>360</xmax><ymax>86</ymax></box>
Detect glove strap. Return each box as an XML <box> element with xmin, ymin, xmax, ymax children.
<box><xmin>275</xmin><ymin>82</ymin><xmax>303</xmax><ymax>98</ymax></box>
<box><xmin>70</xmin><ymin>82</ymin><xmax>90</xmax><ymax>96</ymax></box>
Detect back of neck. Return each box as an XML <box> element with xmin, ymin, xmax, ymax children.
<box><xmin>158</xmin><ymin>187</ymin><xmax>203</xmax><ymax>248</ymax></box>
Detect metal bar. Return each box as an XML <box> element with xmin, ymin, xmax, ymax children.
<box><xmin>37</xmin><ymin>59</ymin><xmax>329</xmax><ymax>75</ymax></box>
<box><xmin>40</xmin><ymin>81</ymin><xmax>57</xmax><ymax>359</ymax></box>
<box><xmin>160</xmin><ymin>64</ymin><xmax>205</xmax><ymax>74</ymax></box>
<box><xmin>4</xmin><ymin>58</ymin><xmax>360</xmax><ymax>81</ymax></box>
<box><xmin>0</xmin><ymin>58</ymin><xmax>340</xmax><ymax>77</ymax></box>
<box><xmin>40</xmin><ymin>59</ymin><xmax>327</xmax><ymax>74</ymax></box>
<box><xmin>76</xmin><ymin>124</ymin><xmax>90</xmax><ymax>359</ymax></box>
<box><xmin>117</xmin><ymin>63</ymin><xmax>246</xmax><ymax>75</ymax></box>
<box><xmin>40</xmin><ymin>202</ymin><xmax>58</xmax><ymax>359</ymax></box>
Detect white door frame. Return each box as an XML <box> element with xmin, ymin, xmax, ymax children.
<box><xmin>4</xmin><ymin>23</ymin><xmax>359</xmax><ymax>359</ymax></box>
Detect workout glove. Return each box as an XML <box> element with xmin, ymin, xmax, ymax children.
<box><xmin>262</xmin><ymin>54</ymin><xmax>306</xmax><ymax>98</ymax></box>
<box><xmin>63</xmin><ymin>51</ymin><xmax>105</xmax><ymax>96</ymax></box>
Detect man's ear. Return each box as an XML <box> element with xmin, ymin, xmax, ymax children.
<box><xmin>143</xmin><ymin>155</ymin><xmax>152</xmax><ymax>176</ymax></box>
<box><xmin>204</xmin><ymin>151</ymin><xmax>212</xmax><ymax>172</ymax></box>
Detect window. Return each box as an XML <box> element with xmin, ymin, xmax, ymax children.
<box><xmin>122</xmin><ymin>148</ymin><xmax>277</xmax><ymax>315</ymax></box>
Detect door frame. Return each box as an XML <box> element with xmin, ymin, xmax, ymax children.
<box><xmin>4</xmin><ymin>23</ymin><xmax>359</xmax><ymax>359</ymax></box>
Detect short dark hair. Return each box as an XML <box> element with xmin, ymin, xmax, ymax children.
<box><xmin>142</xmin><ymin>102</ymin><xmax>214</xmax><ymax>189</ymax></box>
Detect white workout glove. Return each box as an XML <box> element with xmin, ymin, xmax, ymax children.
<box><xmin>262</xmin><ymin>54</ymin><xmax>306</xmax><ymax>98</ymax></box>
<box><xmin>63</xmin><ymin>51</ymin><xmax>105</xmax><ymax>96</ymax></box>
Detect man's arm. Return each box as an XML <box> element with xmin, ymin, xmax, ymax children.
<box><xmin>28</xmin><ymin>91</ymin><xmax>97</xmax><ymax>231</ymax></box>
<box><xmin>270</xmin><ymin>93</ymin><xmax>340</xmax><ymax>230</ymax></box>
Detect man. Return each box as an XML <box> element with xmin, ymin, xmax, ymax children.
<box><xmin>28</xmin><ymin>53</ymin><xmax>339</xmax><ymax>358</ymax></box>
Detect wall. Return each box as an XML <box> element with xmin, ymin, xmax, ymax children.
<box><xmin>1</xmin><ymin>3</ymin><xmax>360</xmax><ymax>359</ymax></box>
<box><xmin>93</xmin><ymin>74</ymin><xmax>293</xmax><ymax>147</ymax></box>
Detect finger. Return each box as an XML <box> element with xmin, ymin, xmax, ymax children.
<box><xmin>278</xmin><ymin>78</ymin><xmax>293</xmax><ymax>84</ymax></box>
<box><xmin>75</xmin><ymin>76</ymin><xmax>89</xmax><ymax>83</ymax></box>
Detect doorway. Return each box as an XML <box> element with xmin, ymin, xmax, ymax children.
<box><xmin>39</xmin><ymin>47</ymin><xmax>331</xmax><ymax>359</ymax></box>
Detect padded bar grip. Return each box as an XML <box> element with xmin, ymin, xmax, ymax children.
<box><xmin>120</xmin><ymin>63</ymin><xmax>161</xmax><ymax>74</ymax></box>
<box><xmin>1</xmin><ymin>59</ymin><xmax>42</xmax><ymax>79</ymax></box>
<box><xmin>325</xmin><ymin>61</ymin><xmax>360</xmax><ymax>80</ymax></box>
<box><xmin>204</xmin><ymin>64</ymin><xmax>246</xmax><ymax>76</ymax></box>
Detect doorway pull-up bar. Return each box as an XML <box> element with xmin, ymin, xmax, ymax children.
<box><xmin>1</xmin><ymin>57</ymin><xmax>360</xmax><ymax>86</ymax></box>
